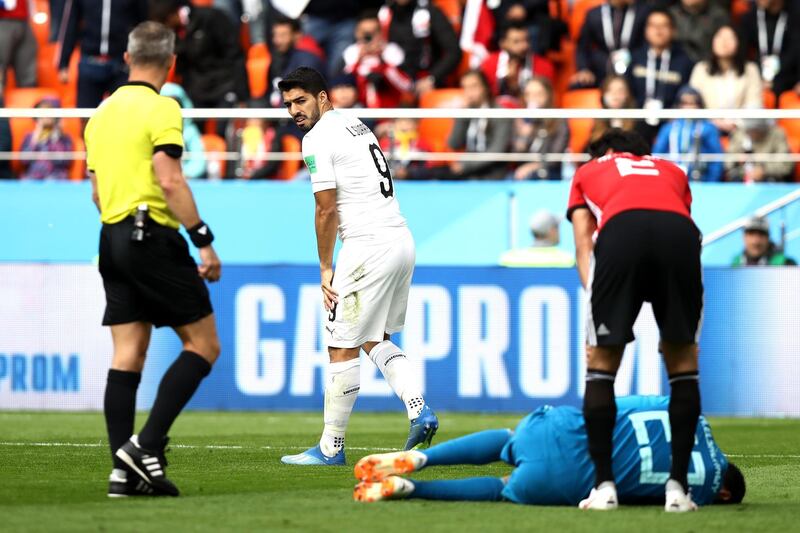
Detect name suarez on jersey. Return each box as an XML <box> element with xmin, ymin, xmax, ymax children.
<box><xmin>345</xmin><ymin>123</ymin><xmax>371</xmax><ymax>137</ymax></box>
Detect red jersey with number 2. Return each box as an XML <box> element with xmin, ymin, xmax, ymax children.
<box><xmin>567</xmin><ymin>153</ymin><xmax>693</xmax><ymax>232</ymax></box>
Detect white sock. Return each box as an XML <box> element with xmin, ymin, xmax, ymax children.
<box><xmin>319</xmin><ymin>358</ymin><xmax>360</xmax><ymax>457</ymax></box>
<box><xmin>368</xmin><ymin>341</ymin><xmax>425</xmax><ymax>419</ymax></box>
<box><xmin>110</xmin><ymin>468</ymin><xmax>127</xmax><ymax>481</ymax></box>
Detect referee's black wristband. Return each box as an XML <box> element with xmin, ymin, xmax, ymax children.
<box><xmin>188</xmin><ymin>221</ymin><xmax>214</xmax><ymax>248</ymax></box>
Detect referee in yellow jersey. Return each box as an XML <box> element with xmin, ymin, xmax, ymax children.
<box><xmin>85</xmin><ymin>21</ymin><xmax>221</xmax><ymax>498</ymax></box>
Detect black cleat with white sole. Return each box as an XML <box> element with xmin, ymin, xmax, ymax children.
<box><xmin>107</xmin><ymin>469</ymin><xmax>174</xmax><ymax>497</ymax></box>
<box><xmin>115</xmin><ymin>435</ymin><xmax>179</xmax><ymax>497</ymax></box>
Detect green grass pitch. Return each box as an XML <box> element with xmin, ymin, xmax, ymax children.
<box><xmin>1</xmin><ymin>411</ymin><xmax>798</xmax><ymax>532</ymax></box>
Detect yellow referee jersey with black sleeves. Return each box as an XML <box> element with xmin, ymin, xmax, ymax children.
<box><xmin>85</xmin><ymin>81</ymin><xmax>184</xmax><ymax>229</ymax></box>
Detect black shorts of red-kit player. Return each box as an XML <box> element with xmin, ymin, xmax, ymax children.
<box><xmin>98</xmin><ymin>217</ymin><xmax>213</xmax><ymax>328</ymax></box>
<box><xmin>589</xmin><ymin>210</ymin><xmax>703</xmax><ymax>346</ymax></box>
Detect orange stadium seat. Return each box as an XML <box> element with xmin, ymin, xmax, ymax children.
<box><xmin>562</xmin><ymin>88</ymin><xmax>601</xmax><ymax>155</ymax></box>
<box><xmin>777</xmin><ymin>91</ymin><xmax>800</xmax><ymax>180</ymax></box>
<box><xmin>70</xmin><ymin>136</ymin><xmax>87</xmax><ymax>181</ymax></box>
<box><xmin>277</xmin><ymin>135</ymin><xmax>302</xmax><ymax>180</ymax></box>
<box><xmin>549</xmin><ymin>39</ymin><xmax>576</xmax><ymax>107</ymax></box>
<box><xmin>247</xmin><ymin>57</ymin><xmax>270</xmax><ymax>100</ymax></box>
<box><xmin>763</xmin><ymin>88</ymin><xmax>776</xmax><ymax>109</ymax></box>
<box><xmin>248</xmin><ymin>42</ymin><xmax>271</xmax><ymax>62</ymax></box>
<box><xmin>201</xmin><ymin>134</ymin><xmax>228</xmax><ymax>177</ymax></box>
<box><xmin>418</xmin><ymin>88</ymin><xmax>465</xmax><ymax>153</ymax></box>
<box><xmin>569</xmin><ymin>0</ymin><xmax>603</xmax><ymax>41</ymax></box>
<box><xmin>247</xmin><ymin>43</ymin><xmax>271</xmax><ymax>100</ymax></box>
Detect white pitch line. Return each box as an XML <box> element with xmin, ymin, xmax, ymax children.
<box><xmin>727</xmin><ymin>454</ymin><xmax>800</xmax><ymax>459</ymax></box>
<box><xmin>4</xmin><ymin>443</ymin><xmax>795</xmax><ymax>458</ymax></box>
<box><xmin>0</xmin><ymin>442</ymin><xmax>395</xmax><ymax>452</ymax></box>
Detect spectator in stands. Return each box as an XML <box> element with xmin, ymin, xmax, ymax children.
<box><xmin>237</xmin><ymin>118</ymin><xmax>282</xmax><ymax>179</ymax></box>
<box><xmin>19</xmin><ymin>98</ymin><xmax>74</xmax><ymax>181</ymax></box>
<box><xmin>499</xmin><ymin>209</ymin><xmax>575</xmax><ymax>267</ymax></box>
<box><xmin>480</xmin><ymin>21</ymin><xmax>554</xmax><ymax>99</ymax></box>
<box><xmin>653</xmin><ymin>86</ymin><xmax>724</xmax><ymax>182</ymax></box>
<box><xmin>447</xmin><ymin>69</ymin><xmax>513</xmax><ymax>180</ymax></box>
<box><xmin>380</xmin><ymin>116</ymin><xmax>440</xmax><ymax>180</ymax></box>
<box><xmin>589</xmin><ymin>74</ymin><xmax>648</xmax><ymax>146</ymax></box>
<box><xmin>571</xmin><ymin>0</ymin><xmax>650</xmax><ymax>88</ymax></box>
<box><xmin>1</xmin><ymin>0</ymin><xmax>37</xmax><ymax>90</ymax></box>
<box><xmin>738</xmin><ymin>0</ymin><xmax>800</xmax><ymax>98</ymax></box>
<box><xmin>689</xmin><ymin>25</ymin><xmax>762</xmax><ymax>134</ymax></box>
<box><xmin>379</xmin><ymin>0</ymin><xmax>462</xmax><ymax>97</ymax></box>
<box><xmin>627</xmin><ymin>8</ymin><xmax>694</xmax><ymax>117</ymax></box>
<box><xmin>160</xmin><ymin>83</ymin><xmax>206</xmax><ymax>180</ymax></box>
<box><xmin>300</xmin><ymin>0</ymin><xmax>382</xmax><ymax>77</ymax></box>
<box><xmin>0</xmin><ymin>96</ymin><xmax>12</xmax><ymax>180</ymax></box>
<box><xmin>267</xmin><ymin>15</ymin><xmax>326</xmax><ymax>107</ymax></box>
<box><xmin>670</xmin><ymin>0</ymin><xmax>729</xmax><ymax>64</ymax></box>
<box><xmin>511</xmin><ymin>77</ymin><xmax>568</xmax><ymax>180</ymax></box>
<box><xmin>732</xmin><ymin>216</ymin><xmax>796</xmax><ymax>266</ymax></box>
<box><xmin>151</xmin><ymin>0</ymin><xmax>250</xmax><ymax>134</ymax></box>
<box><xmin>343</xmin><ymin>10</ymin><xmax>414</xmax><ymax>108</ymax></box>
<box><xmin>57</xmin><ymin>0</ymin><xmax>147</xmax><ymax>108</ymax></box>
<box><xmin>489</xmin><ymin>0</ymin><xmax>568</xmax><ymax>55</ymax></box>
<box><xmin>726</xmin><ymin>118</ymin><xmax>795</xmax><ymax>183</ymax></box>
<box><xmin>329</xmin><ymin>73</ymin><xmax>360</xmax><ymax>108</ymax></box>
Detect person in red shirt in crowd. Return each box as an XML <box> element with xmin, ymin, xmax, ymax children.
<box><xmin>567</xmin><ymin>128</ymin><xmax>703</xmax><ymax>513</ymax></box>
<box><xmin>343</xmin><ymin>10</ymin><xmax>414</xmax><ymax>108</ymax></box>
<box><xmin>378</xmin><ymin>0</ymin><xmax>462</xmax><ymax>97</ymax></box>
<box><xmin>480</xmin><ymin>20</ymin><xmax>554</xmax><ymax>99</ymax></box>
<box><xmin>0</xmin><ymin>0</ymin><xmax>37</xmax><ymax>89</ymax></box>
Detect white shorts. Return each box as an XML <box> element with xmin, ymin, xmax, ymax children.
<box><xmin>326</xmin><ymin>228</ymin><xmax>415</xmax><ymax>348</ymax></box>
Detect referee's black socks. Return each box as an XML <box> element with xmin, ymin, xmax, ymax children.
<box><xmin>584</xmin><ymin>368</ymin><xmax>617</xmax><ymax>487</ymax></box>
<box><xmin>668</xmin><ymin>371</ymin><xmax>701</xmax><ymax>492</ymax></box>
<box><xmin>138</xmin><ymin>351</ymin><xmax>212</xmax><ymax>450</ymax></box>
<box><xmin>105</xmin><ymin>369</ymin><xmax>141</xmax><ymax>470</ymax></box>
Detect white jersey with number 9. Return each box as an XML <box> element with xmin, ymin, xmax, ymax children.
<box><xmin>302</xmin><ymin>110</ymin><xmax>408</xmax><ymax>243</ymax></box>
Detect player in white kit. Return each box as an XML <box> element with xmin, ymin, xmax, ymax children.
<box><xmin>277</xmin><ymin>67</ymin><xmax>439</xmax><ymax>466</ymax></box>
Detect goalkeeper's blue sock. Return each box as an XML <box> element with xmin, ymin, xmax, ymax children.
<box><xmin>421</xmin><ymin>429</ymin><xmax>512</xmax><ymax>466</ymax></box>
<box><xmin>409</xmin><ymin>477</ymin><xmax>505</xmax><ymax>501</ymax></box>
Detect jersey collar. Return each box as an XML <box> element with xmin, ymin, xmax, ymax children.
<box><xmin>121</xmin><ymin>81</ymin><xmax>160</xmax><ymax>94</ymax></box>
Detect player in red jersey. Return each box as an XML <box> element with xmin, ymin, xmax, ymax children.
<box><xmin>567</xmin><ymin>129</ymin><xmax>703</xmax><ymax>513</ymax></box>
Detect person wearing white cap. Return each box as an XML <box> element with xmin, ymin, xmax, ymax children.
<box><xmin>499</xmin><ymin>209</ymin><xmax>575</xmax><ymax>267</ymax></box>
<box><xmin>731</xmin><ymin>216</ymin><xmax>796</xmax><ymax>266</ymax></box>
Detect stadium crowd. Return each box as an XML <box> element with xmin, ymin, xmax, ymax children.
<box><xmin>1</xmin><ymin>0</ymin><xmax>799</xmax><ymax>181</ymax></box>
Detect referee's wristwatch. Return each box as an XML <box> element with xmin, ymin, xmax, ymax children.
<box><xmin>188</xmin><ymin>221</ymin><xmax>214</xmax><ymax>248</ymax></box>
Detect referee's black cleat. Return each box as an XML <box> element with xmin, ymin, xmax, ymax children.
<box><xmin>107</xmin><ymin>469</ymin><xmax>165</xmax><ymax>497</ymax></box>
<box><xmin>115</xmin><ymin>435</ymin><xmax>180</xmax><ymax>497</ymax></box>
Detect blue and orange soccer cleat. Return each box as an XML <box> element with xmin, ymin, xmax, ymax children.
<box><xmin>404</xmin><ymin>404</ymin><xmax>439</xmax><ymax>450</ymax></box>
<box><xmin>354</xmin><ymin>476</ymin><xmax>415</xmax><ymax>502</ymax></box>
<box><xmin>281</xmin><ymin>445</ymin><xmax>346</xmax><ymax>466</ymax></box>
<box><xmin>354</xmin><ymin>450</ymin><xmax>426</xmax><ymax>482</ymax></box>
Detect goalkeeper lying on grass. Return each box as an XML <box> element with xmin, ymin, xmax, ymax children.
<box><xmin>354</xmin><ymin>396</ymin><xmax>745</xmax><ymax>512</ymax></box>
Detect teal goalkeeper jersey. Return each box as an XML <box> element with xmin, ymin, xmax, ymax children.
<box><xmin>501</xmin><ymin>395</ymin><xmax>729</xmax><ymax>505</ymax></box>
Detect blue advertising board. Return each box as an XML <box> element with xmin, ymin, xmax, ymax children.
<box><xmin>2</xmin><ymin>265</ymin><xmax>797</xmax><ymax>416</ymax></box>
<box><xmin>138</xmin><ymin>266</ymin><xmax>798</xmax><ymax>417</ymax></box>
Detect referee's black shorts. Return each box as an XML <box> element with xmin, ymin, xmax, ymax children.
<box><xmin>588</xmin><ymin>209</ymin><xmax>703</xmax><ymax>347</ymax></box>
<box><xmin>99</xmin><ymin>217</ymin><xmax>213</xmax><ymax>328</ymax></box>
